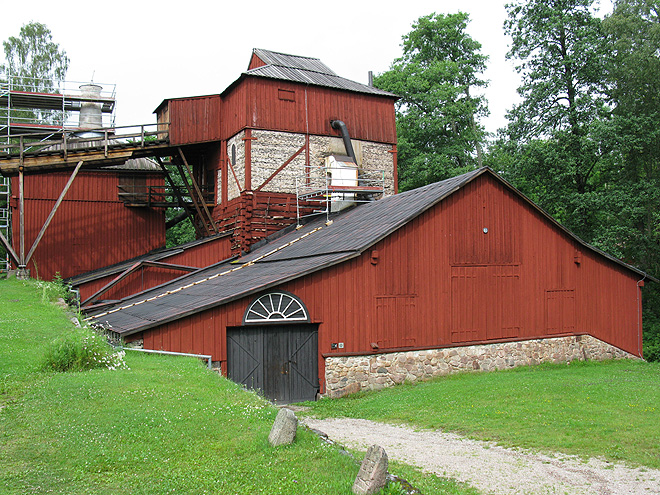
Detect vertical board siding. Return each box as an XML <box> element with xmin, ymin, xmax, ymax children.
<box><xmin>170</xmin><ymin>79</ymin><xmax>397</xmax><ymax>146</ymax></box>
<box><xmin>13</xmin><ymin>171</ymin><xmax>165</xmax><ymax>281</ymax></box>
<box><xmin>140</xmin><ymin>173</ymin><xmax>643</xmax><ymax>393</ymax></box>
<box><xmin>169</xmin><ymin>96</ymin><xmax>222</xmax><ymax>145</ymax></box>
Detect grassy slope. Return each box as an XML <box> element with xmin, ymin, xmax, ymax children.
<box><xmin>304</xmin><ymin>359</ymin><xmax>660</xmax><ymax>469</ymax></box>
<box><xmin>0</xmin><ymin>278</ymin><xmax>476</xmax><ymax>495</ymax></box>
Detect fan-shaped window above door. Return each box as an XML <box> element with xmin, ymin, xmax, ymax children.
<box><xmin>243</xmin><ymin>292</ymin><xmax>309</xmax><ymax>324</ymax></box>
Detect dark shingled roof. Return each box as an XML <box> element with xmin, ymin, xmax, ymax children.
<box><xmin>232</xmin><ymin>48</ymin><xmax>396</xmax><ymax>98</ymax></box>
<box><xmin>86</xmin><ymin>168</ymin><xmax>653</xmax><ymax>335</ymax></box>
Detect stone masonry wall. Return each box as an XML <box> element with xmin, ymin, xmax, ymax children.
<box><xmin>251</xmin><ymin>130</ymin><xmax>306</xmax><ymax>194</ymax></box>
<box><xmin>224</xmin><ymin>129</ymin><xmax>396</xmax><ymax>197</ymax></box>
<box><xmin>324</xmin><ymin>335</ymin><xmax>638</xmax><ymax>398</ymax></box>
<box><xmin>227</xmin><ymin>131</ymin><xmax>246</xmax><ymax>202</ymax></box>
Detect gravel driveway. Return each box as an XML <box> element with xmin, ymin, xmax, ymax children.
<box><xmin>302</xmin><ymin>417</ymin><xmax>660</xmax><ymax>495</ymax></box>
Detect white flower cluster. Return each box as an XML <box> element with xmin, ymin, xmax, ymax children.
<box><xmin>81</xmin><ymin>329</ymin><xmax>130</xmax><ymax>371</ymax></box>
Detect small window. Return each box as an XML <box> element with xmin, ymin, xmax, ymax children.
<box><xmin>278</xmin><ymin>89</ymin><xmax>295</xmax><ymax>102</ymax></box>
<box><xmin>244</xmin><ymin>292</ymin><xmax>309</xmax><ymax>324</ymax></box>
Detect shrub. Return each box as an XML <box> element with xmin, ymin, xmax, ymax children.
<box><xmin>643</xmin><ymin>340</ymin><xmax>660</xmax><ymax>363</ymax></box>
<box><xmin>42</xmin><ymin>327</ymin><xmax>128</xmax><ymax>372</ymax></box>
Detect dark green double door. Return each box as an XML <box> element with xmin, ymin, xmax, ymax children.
<box><xmin>227</xmin><ymin>324</ymin><xmax>319</xmax><ymax>404</ymax></box>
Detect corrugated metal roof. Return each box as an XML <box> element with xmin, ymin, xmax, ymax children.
<box><xmin>86</xmin><ymin>167</ymin><xmax>653</xmax><ymax>335</ymax></box>
<box><xmin>67</xmin><ymin>231</ymin><xmax>233</xmax><ymax>286</ymax></box>
<box><xmin>244</xmin><ymin>48</ymin><xmax>396</xmax><ymax>98</ymax></box>
<box><xmin>252</xmin><ymin>48</ymin><xmax>337</xmax><ymax>75</ymax></box>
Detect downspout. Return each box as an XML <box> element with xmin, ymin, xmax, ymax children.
<box><xmin>330</xmin><ymin>120</ymin><xmax>357</xmax><ymax>164</ymax></box>
<box><xmin>637</xmin><ymin>274</ymin><xmax>647</xmax><ymax>358</ymax></box>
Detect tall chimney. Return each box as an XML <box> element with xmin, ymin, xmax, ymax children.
<box><xmin>78</xmin><ymin>84</ymin><xmax>103</xmax><ymax>130</ymax></box>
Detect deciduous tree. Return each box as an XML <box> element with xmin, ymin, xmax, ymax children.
<box><xmin>375</xmin><ymin>12</ymin><xmax>489</xmax><ymax>191</ymax></box>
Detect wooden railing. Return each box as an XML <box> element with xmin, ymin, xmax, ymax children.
<box><xmin>0</xmin><ymin>122</ymin><xmax>170</xmax><ymax>159</ymax></box>
<box><xmin>117</xmin><ymin>183</ymin><xmax>214</xmax><ymax>207</ymax></box>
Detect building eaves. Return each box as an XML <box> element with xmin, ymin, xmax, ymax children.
<box><xmin>68</xmin><ymin>231</ymin><xmax>233</xmax><ymax>286</ymax></box>
<box><xmin>252</xmin><ymin>48</ymin><xmax>337</xmax><ymax>75</ymax></box>
<box><xmin>86</xmin><ymin>167</ymin><xmax>656</xmax><ymax>335</ymax></box>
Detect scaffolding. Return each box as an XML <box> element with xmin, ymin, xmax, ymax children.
<box><xmin>0</xmin><ymin>175</ymin><xmax>10</xmax><ymax>272</ymax></box>
<box><xmin>0</xmin><ymin>73</ymin><xmax>116</xmax><ymax>136</ymax></box>
<box><xmin>295</xmin><ymin>162</ymin><xmax>385</xmax><ymax>224</ymax></box>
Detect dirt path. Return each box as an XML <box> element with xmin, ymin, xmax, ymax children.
<box><xmin>302</xmin><ymin>417</ymin><xmax>660</xmax><ymax>495</ymax></box>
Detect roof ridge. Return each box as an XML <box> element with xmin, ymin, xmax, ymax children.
<box><xmin>253</xmin><ymin>48</ymin><xmax>322</xmax><ymax>62</ymax></box>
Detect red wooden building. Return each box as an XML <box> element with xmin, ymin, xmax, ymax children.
<box><xmin>87</xmin><ymin>168</ymin><xmax>652</xmax><ymax>403</ymax></box>
<box><xmin>11</xmin><ymin>164</ymin><xmax>166</xmax><ymax>281</ymax></box>
<box><xmin>155</xmin><ymin>48</ymin><xmax>399</xmax><ymax>253</ymax></box>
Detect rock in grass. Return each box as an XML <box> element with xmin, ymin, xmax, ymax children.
<box><xmin>268</xmin><ymin>408</ymin><xmax>297</xmax><ymax>446</ymax></box>
<box><xmin>352</xmin><ymin>444</ymin><xmax>388</xmax><ymax>494</ymax></box>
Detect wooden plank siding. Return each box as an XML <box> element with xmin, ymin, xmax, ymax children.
<box><xmin>76</xmin><ymin>235</ymin><xmax>233</xmax><ymax>302</ymax></box>
<box><xmin>133</xmin><ymin>173</ymin><xmax>643</xmax><ymax>392</ymax></box>
<box><xmin>11</xmin><ymin>171</ymin><xmax>165</xmax><ymax>281</ymax></box>
<box><xmin>168</xmin><ymin>96</ymin><xmax>223</xmax><ymax>145</ymax></box>
<box><xmin>165</xmin><ymin>78</ymin><xmax>397</xmax><ymax>146</ymax></box>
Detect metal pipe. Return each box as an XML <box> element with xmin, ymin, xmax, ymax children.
<box><xmin>330</xmin><ymin>120</ymin><xmax>357</xmax><ymax>164</ymax></box>
<box><xmin>123</xmin><ymin>347</ymin><xmax>213</xmax><ymax>369</ymax></box>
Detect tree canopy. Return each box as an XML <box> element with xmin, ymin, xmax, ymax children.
<box><xmin>374</xmin><ymin>12</ymin><xmax>489</xmax><ymax>191</ymax></box>
<box><xmin>493</xmin><ymin>0</ymin><xmax>660</xmax><ymax>360</ymax></box>
<box><xmin>1</xmin><ymin>21</ymin><xmax>69</xmax><ymax>91</ymax></box>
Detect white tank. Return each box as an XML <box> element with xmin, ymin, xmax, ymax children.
<box><xmin>78</xmin><ymin>83</ymin><xmax>103</xmax><ymax>129</ymax></box>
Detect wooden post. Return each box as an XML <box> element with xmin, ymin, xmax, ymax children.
<box><xmin>18</xmin><ymin>167</ymin><xmax>24</xmax><ymax>265</ymax></box>
<box><xmin>25</xmin><ymin>161</ymin><xmax>83</xmax><ymax>266</ymax></box>
<box><xmin>243</xmin><ymin>129</ymin><xmax>253</xmax><ymax>191</ymax></box>
<box><xmin>178</xmin><ymin>147</ymin><xmax>217</xmax><ymax>233</ymax></box>
<box><xmin>174</xmin><ymin>159</ymin><xmax>210</xmax><ymax>236</ymax></box>
<box><xmin>0</xmin><ymin>228</ymin><xmax>19</xmax><ymax>267</ymax></box>
<box><xmin>155</xmin><ymin>156</ymin><xmax>204</xmax><ymax>237</ymax></box>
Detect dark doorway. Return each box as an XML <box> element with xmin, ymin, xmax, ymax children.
<box><xmin>227</xmin><ymin>324</ymin><xmax>319</xmax><ymax>404</ymax></box>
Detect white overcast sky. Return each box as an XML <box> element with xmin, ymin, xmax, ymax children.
<box><xmin>4</xmin><ymin>0</ymin><xmax>613</xmax><ymax>136</ymax></box>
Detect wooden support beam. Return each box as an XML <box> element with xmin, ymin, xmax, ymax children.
<box><xmin>155</xmin><ymin>156</ymin><xmax>202</xmax><ymax>236</ymax></box>
<box><xmin>177</xmin><ymin>147</ymin><xmax>217</xmax><ymax>233</ymax></box>
<box><xmin>18</xmin><ymin>167</ymin><xmax>24</xmax><ymax>266</ymax></box>
<box><xmin>81</xmin><ymin>261</ymin><xmax>142</xmax><ymax>307</ymax></box>
<box><xmin>0</xmin><ymin>228</ymin><xmax>19</xmax><ymax>266</ymax></box>
<box><xmin>25</xmin><ymin>161</ymin><xmax>83</xmax><ymax>266</ymax></box>
<box><xmin>81</xmin><ymin>260</ymin><xmax>198</xmax><ymax>307</ymax></box>
<box><xmin>256</xmin><ymin>144</ymin><xmax>306</xmax><ymax>192</ymax></box>
<box><xmin>243</xmin><ymin>129</ymin><xmax>254</xmax><ymax>191</ymax></box>
<box><xmin>173</xmin><ymin>158</ymin><xmax>210</xmax><ymax>236</ymax></box>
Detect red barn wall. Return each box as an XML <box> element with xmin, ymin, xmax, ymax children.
<box><xmin>168</xmin><ymin>95</ymin><xmax>223</xmax><ymax>145</ymax></box>
<box><xmin>138</xmin><ymin>173</ymin><xmax>643</xmax><ymax>389</ymax></box>
<box><xmin>165</xmin><ymin>79</ymin><xmax>397</xmax><ymax>147</ymax></box>
<box><xmin>77</xmin><ymin>234</ymin><xmax>233</xmax><ymax>302</ymax></box>
<box><xmin>12</xmin><ymin>171</ymin><xmax>165</xmax><ymax>281</ymax></box>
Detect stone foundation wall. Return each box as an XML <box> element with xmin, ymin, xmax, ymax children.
<box><xmin>324</xmin><ymin>335</ymin><xmax>638</xmax><ymax>398</ymax></box>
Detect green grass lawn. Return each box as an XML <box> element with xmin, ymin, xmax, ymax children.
<box><xmin>0</xmin><ymin>278</ymin><xmax>477</xmax><ymax>494</ymax></box>
<box><xmin>304</xmin><ymin>358</ymin><xmax>660</xmax><ymax>469</ymax></box>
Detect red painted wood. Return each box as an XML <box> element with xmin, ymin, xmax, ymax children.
<box><xmin>138</xmin><ymin>173</ymin><xmax>644</xmax><ymax>394</ymax></box>
<box><xmin>168</xmin><ymin>96</ymin><xmax>222</xmax><ymax>145</ymax></box>
<box><xmin>166</xmin><ymin>78</ymin><xmax>397</xmax><ymax>147</ymax></box>
<box><xmin>11</xmin><ymin>171</ymin><xmax>165</xmax><ymax>281</ymax></box>
<box><xmin>76</xmin><ymin>235</ymin><xmax>233</xmax><ymax>302</ymax></box>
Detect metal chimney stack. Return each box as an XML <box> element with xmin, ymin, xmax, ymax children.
<box><xmin>78</xmin><ymin>84</ymin><xmax>103</xmax><ymax>130</ymax></box>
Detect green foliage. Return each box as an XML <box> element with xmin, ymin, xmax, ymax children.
<box><xmin>1</xmin><ymin>22</ymin><xmax>69</xmax><ymax>125</ymax></box>
<box><xmin>41</xmin><ymin>327</ymin><xmax>128</xmax><ymax>372</ymax></box>
<box><xmin>2</xmin><ymin>278</ymin><xmax>477</xmax><ymax>494</ymax></box>
<box><xmin>1</xmin><ymin>21</ymin><xmax>69</xmax><ymax>84</ymax></box>
<box><xmin>496</xmin><ymin>0</ymin><xmax>660</xmax><ymax>354</ymax></box>
<box><xmin>374</xmin><ymin>12</ymin><xmax>488</xmax><ymax>191</ymax></box>
<box><xmin>165</xmin><ymin>208</ymin><xmax>196</xmax><ymax>248</ymax></box>
<box><xmin>305</xmin><ymin>360</ymin><xmax>660</xmax><ymax>468</ymax></box>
